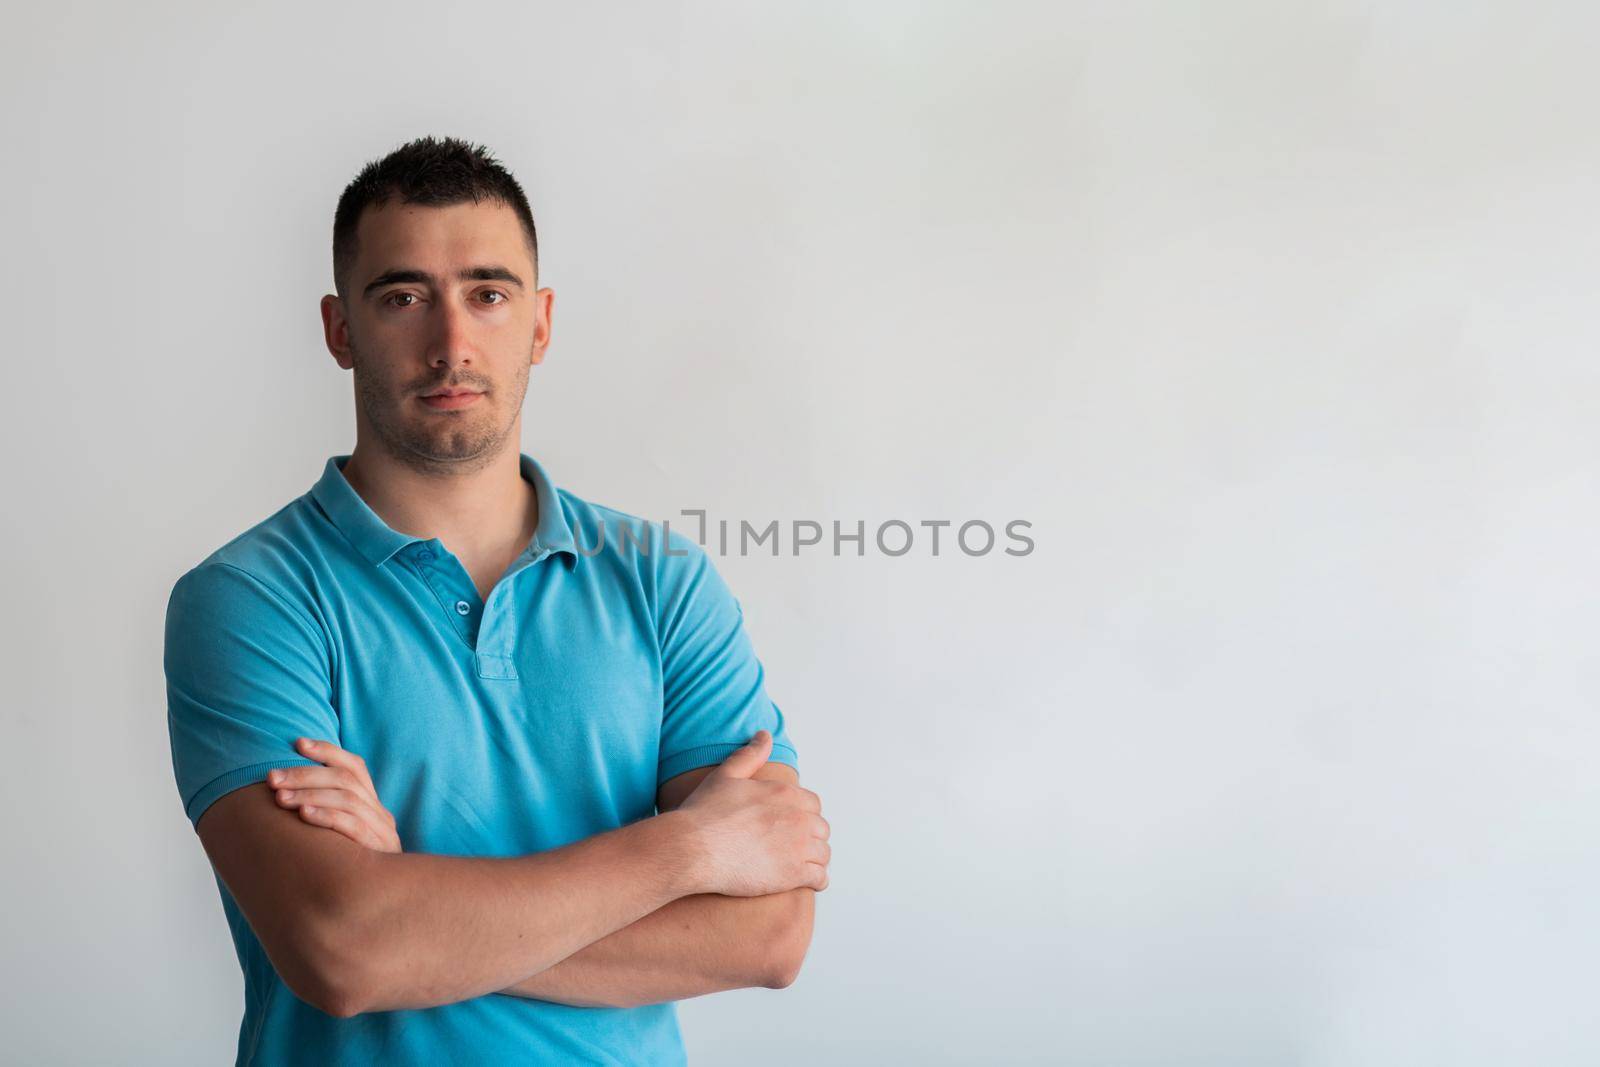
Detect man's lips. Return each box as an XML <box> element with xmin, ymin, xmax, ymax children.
<box><xmin>419</xmin><ymin>390</ymin><xmax>485</xmax><ymax>410</ymax></box>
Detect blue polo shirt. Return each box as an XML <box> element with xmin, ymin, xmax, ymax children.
<box><xmin>163</xmin><ymin>452</ymin><xmax>799</xmax><ymax>1066</ymax></box>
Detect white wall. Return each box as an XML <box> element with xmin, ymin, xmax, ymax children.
<box><xmin>4</xmin><ymin>1</ymin><xmax>1598</xmax><ymax>1062</ymax></box>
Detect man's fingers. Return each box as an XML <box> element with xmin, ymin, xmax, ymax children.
<box><xmin>273</xmin><ymin>786</ymin><xmax>395</xmax><ymax>830</ymax></box>
<box><xmin>807</xmin><ymin>861</ymin><xmax>829</xmax><ymax>892</ymax></box>
<box><xmin>708</xmin><ymin>729</ymin><xmax>773</xmax><ymax>781</ymax></box>
<box><xmin>267</xmin><ymin>764</ymin><xmax>376</xmax><ymax>806</ymax></box>
<box><xmin>294</xmin><ymin>737</ymin><xmax>379</xmax><ymax>795</ymax></box>
<box><xmin>297</xmin><ymin>804</ymin><xmax>398</xmax><ymax>853</ymax></box>
<box><xmin>275</xmin><ymin>783</ymin><xmax>402</xmax><ymax>853</ymax></box>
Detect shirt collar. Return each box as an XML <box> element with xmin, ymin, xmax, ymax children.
<box><xmin>521</xmin><ymin>453</ymin><xmax>579</xmax><ymax>569</ymax></box>
<box><xmin>309</xmin><ymin>452</ymin><xmax>579</xmax><ymax>570</ymax></box>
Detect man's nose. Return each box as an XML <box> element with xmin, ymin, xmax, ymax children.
<box><xmin>428</xmin><ymin>295</ymin><xmax>475</xmax><ymax>369</ymax></box>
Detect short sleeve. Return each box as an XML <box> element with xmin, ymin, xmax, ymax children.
<box><xmin>164</xmin><ymin>562</ymin><xmax>341</xmax><ymax>829</ymax></box>
<box><xmin>655</xmin><ymin>538</ymin><xmax>798</xmax><ymax>787</ymax></box>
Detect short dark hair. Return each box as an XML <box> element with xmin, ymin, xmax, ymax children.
<box><xmin>332</xmin><ymin>135</ymin><xmax>539</xmax><ymax>301</ymax></box>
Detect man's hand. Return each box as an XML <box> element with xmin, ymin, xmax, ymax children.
<box><xmin>267</xmin><ymin>737</ymin><xmax>402</xmax><ymax>854</ymax></box>
<box><xmin>674</xmin><ymin>730</ymin><xmax>831</xmax><ymax>896</ymax></box>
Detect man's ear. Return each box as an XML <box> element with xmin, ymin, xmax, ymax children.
<box><xmin>321</xmin><ymin>293</ymin><xmax>355</xmax><ymax>370</ymax></box>
<box><xmin>529</xmin><ymin>288</ymin><xmax>553</xmax><ymax>366</ymax></box>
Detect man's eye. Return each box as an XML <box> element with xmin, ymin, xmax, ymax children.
<box><xmin>479</xmin><ymin>290</ymin><xmax>507</xmax><ymax>305</ymax></box>
<box><xmin>385</xmin><ymin>292</ymin><xmax>418</xmax><ymax>308</ymax></box>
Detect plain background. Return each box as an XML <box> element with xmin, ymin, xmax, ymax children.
<box><xmin>4</xmin><ymin>1</ymin><xmax>1598</xmax><ymax>1063</ymax></box>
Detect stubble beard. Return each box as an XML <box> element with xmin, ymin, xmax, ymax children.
<box><xmin>348</xmin><ymin>333</ymin><xmax>530</xmax><ymax>477</ymax></box>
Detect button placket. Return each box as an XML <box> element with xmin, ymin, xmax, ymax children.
<box><xmin>448</xmin><ymin>582</ymin><xmax>481</xmax><ymax>644</ymax></box>
<box><xmin>409</xmin><ymin>543</ymin><xmax>481</xmax><ymax>645</ymax></box>
<box><xmin>474</xmin><ymin>581</ymin><xmax>520</xmax><ymax>680</ymax></box>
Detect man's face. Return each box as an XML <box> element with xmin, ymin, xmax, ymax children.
<box><xmin>321</xmin><ymin>198</ymin><xmax>552</xmax><ymax>473</ymax></box>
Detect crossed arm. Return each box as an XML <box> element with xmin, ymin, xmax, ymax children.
<box><xmin>260</xmin><ymin>744</ymin><xmax>815</xmax><ymax>1010</ymax></box>
<box><xmin>495</xmin><ymin>761</ymin><xmax>816</xmax><ymax>1008</ymax></box>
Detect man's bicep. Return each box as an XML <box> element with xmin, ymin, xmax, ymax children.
<box><xmin>656</xmin><ymin>760</ymin><xmax>799</xmax><ymax>813</ymax></box>
<box><xmin>196</xmin><ymin>780</ymin><xmax>374</xmax><ymax>1009</ymax></box>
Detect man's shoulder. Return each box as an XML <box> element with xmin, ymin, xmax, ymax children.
<box><xmin>168</xmin><ymin>493</ymin><xmax>330</xmax><ymax>617</ymax></box>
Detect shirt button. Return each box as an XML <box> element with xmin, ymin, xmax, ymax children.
<box><xmin>455</xmin><ymin>600</ymin><xmax>471</xmax><ymax>615</ymax></box>
<box><xmin>417</xmin><ymin>550</ymin><xmax>434</xmax><ymax>562</ymax></box>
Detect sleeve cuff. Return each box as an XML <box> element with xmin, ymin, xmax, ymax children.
<box><xmin>657</xmin><ymin>741</ymin><xmax>799</xmax><ymax>784</ymax></box>
<box><xmin>184</xmin><ymin>758</ymin><xmax>323</xmax><ymax>828</ymax></box>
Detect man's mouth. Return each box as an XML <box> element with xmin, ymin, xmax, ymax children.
<box><xmin>419</xmin><ymin>390</ymin><xmax>485</xmax><ymax>410</ymax></box>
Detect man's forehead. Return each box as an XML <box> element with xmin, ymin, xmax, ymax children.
<box><xmin>355</xmin><ymin>199</ymin><xmax>529</xmax><ymax>265</ymax></box>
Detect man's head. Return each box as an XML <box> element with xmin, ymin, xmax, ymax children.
<box><xmin>321</xmin><ymin>136</ymin><xmax>552</xmax><ymax>475</ymax></box>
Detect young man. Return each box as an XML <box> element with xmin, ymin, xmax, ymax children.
<box><xmin>163</xmin><ymin>136</ymin><xmax>828</xmax><ymax>1065</ymax></box>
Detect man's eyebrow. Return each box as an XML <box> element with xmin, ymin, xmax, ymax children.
<box><xmin>362</xmin><ymin>265</ymin><xmax>526</xmax><ymax>298</ymax></box>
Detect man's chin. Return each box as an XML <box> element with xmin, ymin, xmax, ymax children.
<box><xmin>394</xmin><ymin>427</ymin><xmax>504</xmax><ymax>465</ymax></box>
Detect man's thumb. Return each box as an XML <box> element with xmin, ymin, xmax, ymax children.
<box><xmin>710</xmin><ymin>729</ymin><xmax>773</xmax><ymax>779</ymax></box>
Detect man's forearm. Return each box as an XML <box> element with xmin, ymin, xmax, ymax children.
<box><xmin>306</xmin><ymin>810</ymin><xmax>704</xmax><ymax>1015</ymax></box>
<box><xmin>496</xmin><ymin>887</ymin><xmax>812</xmax><ymax>1008</ymax></box>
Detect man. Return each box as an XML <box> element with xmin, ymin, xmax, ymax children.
<box><xmin>163</xmin><ymin>135</ymin><xmax>829</xmax><ymax>1065</ymax></box>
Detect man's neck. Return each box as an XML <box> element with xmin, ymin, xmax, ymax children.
<box><xmin>339</xmin><ymin>442</ymin><xmax>539</xmax><ymax>580</ymax></box>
